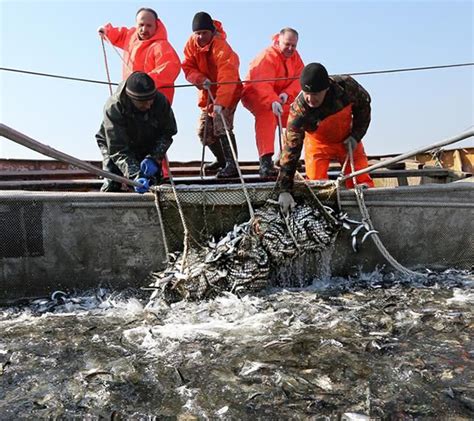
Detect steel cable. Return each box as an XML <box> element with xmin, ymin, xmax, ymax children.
<box><xmin>2</xmin><ymin>62</ymin><xmax>472</xmax><ymax>88</ymax></box>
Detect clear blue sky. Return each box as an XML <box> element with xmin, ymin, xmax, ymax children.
<box><xmin>1</xmin><ymin>0</ymin><xmax>473</xmax><ymax>162</ymax></box>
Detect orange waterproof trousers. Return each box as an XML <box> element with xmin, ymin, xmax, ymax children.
<box><xmin>255</xmin><ymin>106</ymin><xmax>290</xmax><ymax>157</ymax></box>
<box><xmin>304</xmin><ymin>105</ymin><xmax>374</xmax><ymax>188</ymax></box>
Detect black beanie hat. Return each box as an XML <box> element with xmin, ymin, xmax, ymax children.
<box><xmin>125</xmin><ymin>72</ymin><xmax>156</xmax><ymax>101</ymax></box>
<box><xmin>192</xmin><ymin>11</ymin><xmax>215</xmax><ymax>32</ymax></box>
<box><xmin>300</xmin><ymin>63</ymin><xmax>330</xmax><ymax>93</ymax></box>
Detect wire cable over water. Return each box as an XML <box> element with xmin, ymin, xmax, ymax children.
<box><xmin>2</xmin><ymin>62</ymin><xmax>473</xmax><ymax>88</ymax></box>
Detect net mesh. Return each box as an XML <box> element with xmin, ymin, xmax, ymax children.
<box><xmin>1</xmin><ymin>181</ymin><xmax>473</xmax><ymax>302</ymax></box>
<box><xmin>147</xmin><ymin>199</ymin><xmax>340</xmax><ymax>304</ymax></box>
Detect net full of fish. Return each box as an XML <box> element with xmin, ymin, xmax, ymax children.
<box><xmin>148</xmin><ymin>202</ymin><xmax>340</xmax><ymax>303</ymax></box>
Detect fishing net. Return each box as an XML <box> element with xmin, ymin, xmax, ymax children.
<box><xmin>147</xmin><ymin>193</ymin><xmax>341</xmax><ymax>304</ymax></box>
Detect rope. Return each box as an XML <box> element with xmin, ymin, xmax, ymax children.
<box><xmin>335</xmin><ymin>157</ymin><xmax>350</xmax><ymax>213</ymax></box>
<box><xmin>283</xmin><ymin>214</ymin><xmax>302</xmax><ymax>253</ymax></box>
<box><xmin>346</xmin><ymin>145</ymin><xmax>421</xmax><ymax>277</ymax></box>
<box><xmin>152</xmin><ymin>155</ymin><xmax>191</xmax><ymax>274</ymax></box>
<box><xmin>100</xmin><ymin>38</ymin><xmax>113</xmax><ymax>96</ymax></box>
<box><xmin>295</xmin><ymin>172</ymin><xmax>340</xmax><ymax>228</ymax></box>
<box><xmin>206</xmin><ymin>87</ymin><xmax>255</xmax><ymax>220</ymax></box>
<box><xmin>354</xmin><ymin>186</ymin><xmax>420</xmax><ymax>277</ymax></box>
<box><xmin>0</xmin><ymin>67</ymin><xmax>118</xmax><ymax>86</ymax></box>
<box><xmin>102</xmin><ymin>34</ymin><xmax>133</xmax><ymax>72</ymax></box>
<box><xmin>199</xmin><ymin>94</ymin><xmax>211</xmax><ymax>179</ymax></box>
<box><xmin>153</xmin><ymin>188</ymin><xmax>170</xmax><ymax>265</ymax></box>
<box><xmin>2</xmin><ymin>62</ymin><xmax>472</xmax><ymax>88</ymax></box>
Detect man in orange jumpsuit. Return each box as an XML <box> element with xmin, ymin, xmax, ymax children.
<box><xmin>182</xmin><ymin>12</ymin><xmax>242</xmax><ymax>178</ymax></box>
<box><xmin>242</xmin><ymin>28</ymin><xmax>304</xmax><ymax>177</ymax></box>
<box><xmin>278</xmin><ymin>62</ymin><xmax>375</xmax><ymax>215</ymax></box>
<box><xmin>98</xmin><ymin>7</ymin><xmax>181</xmax><ymax>105</ymax></box>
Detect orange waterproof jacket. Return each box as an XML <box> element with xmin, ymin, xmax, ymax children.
<box><xmin>103</xmin><ymin>19</ymin><xmax>181</xmax><ymax>104</ymax></box>
<box><xmin>241</xmin><ymin>34</ymin><xmax>304</xmax><ymax>114</ymax></box>
<box><xmin>182</xmin><ymin>21</ymin><xmax>242</xmax><ymax>109</ymax></box>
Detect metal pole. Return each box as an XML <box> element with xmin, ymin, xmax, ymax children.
<box><xmin>277</xmin><ymin>112</ymin><xmax>284</xmax><ymax>152</ymax></box>
<box><xmin>100</xmin><ymin>38</ymin><xmax>113</xmax><ymax>96</ymax></box>
<box><xmin>206</xmin><ymin>90</ymin><xmax>255</xmax><ymax>219</ymax></box>
<box><xmin>341</xmin><ymin>129</ymin><xmax>474</xmax><ymax>182</ymax></box>
<box><xmin>199</xmin><ymin>93</ymin><xmax>211</xmax><ymax>179</ymax></box>
<box><xmin>0</xmin><ymin>123</ymin><xmax>142</xmax><ymax>188</ymax></box>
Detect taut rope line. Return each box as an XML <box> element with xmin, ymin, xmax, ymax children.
<box><xmin>102</xmin><ymin>34</ymin><xmax>133</xmax><ymax>73</ymax></box>
<box><xmin>100</xmin><ymin>38</ymin><xmax>113</xmax><ymax>96</ymax></box>
<box><xmin>2</xmin><ymin>62</ymin><xmax>473</xmax><ymax>88</ymax></box>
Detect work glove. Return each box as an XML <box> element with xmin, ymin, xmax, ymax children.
<box><xmin>278</xmin><ymin>192</ymin><xmax>296</xmax><ymax>216</ymax></box>
<box><xmin>202</xmin><ymin>79</ymin><xmax>211</xmax><ymax>90</ymax></box>
<box><xmin>140</xmin><ymin>157</ymin><xmax>160</xmax><ymax>178</ymax></box>
<box><xmin>279</xmin><ymin>92</ymin><xmax>289</xmax><ymax>104</ymax></box>
<box><xmin>343</xmin><ymin>136</ymin><xmax>358</xmax><ymax>152</ymax></box>
<box><xmin>97</xmin><ymin>26</ymin><xmax>106</xmax><ymax>37</ymax></box>
<box><xmin>134</xmin><ymin>177</ymin><xmax>150</xmax><ymax>194</ymax></box>
<box><xmin>213</xmin><ymin>104</ymin><xmax>223</xmax><ymax>115</ymax></box>
<box><xmin>272</xmin><ymin>101</ymin><xmax>283</xmax><ymax>116</ymax></box>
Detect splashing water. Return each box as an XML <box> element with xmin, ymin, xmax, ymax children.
<box><xmin>1</xmin><ymin>270</ymin><xmax>473</xmax><ymax>419</ymax></box>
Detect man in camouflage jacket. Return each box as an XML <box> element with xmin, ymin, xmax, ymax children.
<box><xmin>96</xmin><ymin>71</ymin><xmax>177</xmax><ymax>192</ymax></box>
<box><xmin>278</xmin><ymin>62</ymin><xmax>374</xmax><ymax>214</ymax></box>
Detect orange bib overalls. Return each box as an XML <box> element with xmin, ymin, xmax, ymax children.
<box><xmin>303</xmin><ymin>104</ymin><xmax>374</xmax><ymax>188</ymax></box>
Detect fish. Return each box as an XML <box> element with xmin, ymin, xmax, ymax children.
<box><xmin>148</xmin><ymin>201</ymin><xmax>340</xmax><ymax>304</ymax></box>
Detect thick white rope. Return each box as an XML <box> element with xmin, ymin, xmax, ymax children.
<box><xmin>346</xmin><ymin>143</ymin><xmax>422</xmax><ymax>277</ymax></box>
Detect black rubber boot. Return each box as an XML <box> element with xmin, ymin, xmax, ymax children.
<box><xmin>229</xmin><ymin>131</ymin><xmax>238</xmax><ymax>159</ymax></box>
<box><xmin>216</xmin><ymin>134</ymin><xmax>238</xmax><ymax>178</ymax></box>
<box><xmin>99</xmin><ymin>152</ymin><xmax>125</xmax><ymax>192</ymax></box>
<box><xmin>204</xmin><ymin>141</ymin><xmax>226</xmax><ymax>171</ymax></box>
<box><xmin>100</xmin><ymin>179</ymin><xmax>123</xmax><ymax>192</ymax></box>
<box><xmin>259</xmin><ymin>153</ymin><xmax>278</xmax><ymax>177</ymax></box>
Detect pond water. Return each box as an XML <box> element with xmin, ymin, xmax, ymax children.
<box><xmin>1</xmin><ymin>270</ymin><xmax>473</xmax><ymax>419</ymax></box>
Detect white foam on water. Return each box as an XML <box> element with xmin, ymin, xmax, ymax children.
<box><xmin>176</xmin><ymin>385</ymin><xmax>209</xmax><ymax>420</ymax></box>
<box><xmin>1</xmin><ymin>270</ymin><xmax>474</xmax><ymax>419</ymax></box>
<box><xmin>447</xmin><ymin>288</ymin><xmax>474</xmax><ymax>304</ymax></box>
<box><xmin>119</xmin><ymin>292</ymin><xmax>305</xmax><ymax>362</ymax></box>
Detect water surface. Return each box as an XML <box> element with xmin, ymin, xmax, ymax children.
<box><xmin>1</xmin><ymin>271</ymin><xmax>473</xmax><ymax>419</ymax></box>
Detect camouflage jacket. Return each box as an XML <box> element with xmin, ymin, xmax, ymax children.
<box><xmin>96</xmin><ymin>81</ymin><xmax>177</xmax><ymax>179</ymax></box>
<box><xmin>278</xmin><ymin>75</ymin><xmax>371</xmax><ymax>192</ymax></box>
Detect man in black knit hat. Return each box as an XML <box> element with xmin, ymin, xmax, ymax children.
<box><xmin>278</xmin><ymin>62</ymin><xmax>374</xmax><ymax>215</ymax></box>
<box><xmin>96</xmin><ymin>71</ymin><xmax>177</xmax><ymax>192</ymax></box>
<box><xmin>182</xmin><ymin>11</ymin><xmax>242</xmax><ymax>178</ymax></box>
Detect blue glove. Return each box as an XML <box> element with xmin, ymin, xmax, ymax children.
<box><xmin>140</xmin><ymin>157</ymin><xmax>160</xmax><ymax>178</ymax></box>
<box><xmin>134</xmin><ymin>177</ymin><xmax>150</xmax><ymax>194</ymax></box>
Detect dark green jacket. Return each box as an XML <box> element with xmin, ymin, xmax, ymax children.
<box><xmin>96</xmin><ymin>80</ymin><xmax>177</xmax><ymax>178</ymax></box>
